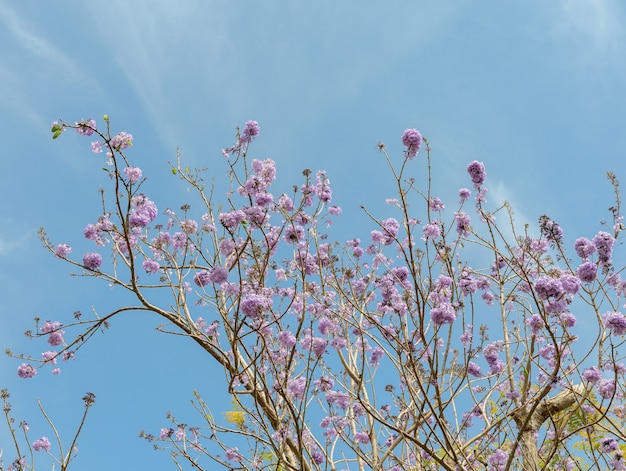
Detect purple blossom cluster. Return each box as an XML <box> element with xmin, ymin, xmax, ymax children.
<box><xmin>32</xmin><ymin>436</ymin><xmax>51</xmax><ymax>452</ymax></box>
<box><xmin>371</xmin><ymin>218</ymin><xmax>400</xmax><ymax>246</ymax></box>
<box><xmin>428</xmin><ymin>275</ymin><xmax>457</xmax><ymax>326</ymax></box>
<box><xmin>401</xmin><ymin>128</ymin><xmax>422</xmax><ymax>159</ymax></box>
<box><xmin>466</xmin><ymin>160</ymin><xmax>486</xmax><ymax>189</ymax></box>
<box><xmin>129</xmin><ymin>194</ymin><xmax>158</xmax><ymax>227</ymax></box>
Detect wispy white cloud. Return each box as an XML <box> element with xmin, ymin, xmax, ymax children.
<box><xmin>0</xmin><ymin>3</ymin><xmax>83</xmax><ymax>79</ymax></box>
<box><xmin>0</xmin><ymin>2</ymin><xmax>101</xmax><ymax>130</ymax></box>
<box><xmin>0</xmin><ymin>224</ymin><xmax>32</xmax><ymax>257</ymax></box>
<box><xmin>552</xmin><ymin>0</ymin><xmax>624</xmax><ymax>49</ymax></box>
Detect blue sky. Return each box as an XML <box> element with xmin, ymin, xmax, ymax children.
<box><xmin>1</xmin><ymin>1</ymin><xmax>626</xmax><ymax>469</ymax></box>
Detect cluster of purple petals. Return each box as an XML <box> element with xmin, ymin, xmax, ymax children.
<box><xmin>428</xmin><ymin>275</ymin><xmax>457</xmax><ymax>326</ymax></box>
<box><xmin>32</xmin><ymin>436</ymin><xmax>51</xmax><ymax>452</ymax></box>
<box><xmin>483</xmin><ymin>341</ymin><xmax>505</xmax><ymax>374</ymax></box>
<box><xmin>371</xmin><ymin>218</ymin><xmax>400</xmax><ymax>246</ymax></box>
<box><xmin>429</xmin><ymin>197</ymin><xmax>445</xmax><ymax>211</ymax></box>
<box><xmin>240</xmin><ymin>294</ymin><xmax>272</xmax><ymax>319</ymax></box>
<box><xmin>574</xmin><ymin>237</ymin><xmax>596</xmax><ymax>259</ymax></box>
<box><xmin>83</xmin><ymin>252</ymin><xmax>103</xmax><ymax>270</ymax></box>
<box><xmin>525</xmin><ymin>313</ymin><xmax>545</xmax><ymax>335</ymax></box>
<box><xmin>54</xmin><ymin>243</ymin><xmax>72</xmax><ymax>258</ymax></box>
<box><xmin>603</xmin><ymin>311</ymin><xmax>626</xmax><ymax>336</ymax></box>
<box><xmin>84</xmin><ymin>214</ymin><xmax>113</xmax><ymax>246</ymax></box>
<box><xmin>194</xmin><ymin>267</ymin><xmax>229</xmax><ymax>287</ymax></box>
<box><xmin>487</xmin><ymin>449</ymin><xmax>508</xmax><ymax>471</ymax></box>
<box><xmin>238</xmin><ymin>158</ymin><xmax>276</xmax><ymax>206</ymax></box>
<box><xmin>593</xmin><ymin>231</ymin><xmax>615</xmax><ymax>266</ymax></box>
<box><xmin>401</xmin><ymin>128</ymin><xmax>422</xmax><ymax>159</ymax></box>
<box><xmin>455</xmin><ymin>212</ymin><xmax>471</xmax><ymax>237</ymax></box>
<box><xmin>577</xmin><ymin>262</ymin><xmax>597</xmax><ymax>283</ymax></box>
<box><xmin>110</xmin><ymin>131</ymin><xmax>133</xmax><ymax>150</ymax></box>
<box><xmin>534</xmin><ymin>274</ymin><xmax>579</xmax><ymax>301</ymax></box>
<box><xmin>422</xmin><ymin>221</ymin><xmax>441</xmax><ymax>240</ymax></box>
<box><xmin>466</xmin><ymin>161</ymin><xmax>486</xmax><ymax>189</ymax></box>
<box><xmin>75</xmin><ymin>119</ymin><xmax>96</xmax><ymax>136</ymax></box>
<box><xmin>129</xmin><ymin>194</ymin><xmax>158</xmax><ymax>227</ymax></box>
<box><xmin>123</xmin><ymin>166</ymin><xmax>142</xmax><ymax>183</ymax></box>
<box><xmin>222</xmin><ymin>120</ymin><xmax>261</xmax><ymax>158</ymax></box>
<box><xmin>17</xmin><ymin>363</ymin><xmax>36</xmax><ymax>378</ymax></box>
<box><xmin>238</xmin><ymin>120</ymin><xmax>260</xmax><ymax>145</ymax></box>
<box><xmin>539</xmin><ymin>216</ymin><xmax>563</xmax><ymax>244</ymax></box>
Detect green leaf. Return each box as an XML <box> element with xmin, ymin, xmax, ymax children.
<box><xmin>171</xmin><ymin>168</ymin><xmax>177</xmax><ymax>175</ymax></box>
<box><xmin>52</xmin><ymin>130</ymin><xmax>63</xmax><ymax>139</ymax></box>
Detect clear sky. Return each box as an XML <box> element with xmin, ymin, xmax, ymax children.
<box><xmin>1</xmin><ymin>1</ymin><xmax>626</xmax><ymax>470</ymax></box>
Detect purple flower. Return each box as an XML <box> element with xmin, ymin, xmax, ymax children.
<box><xmin>601</xmin><ymin>437</ymin><xmax>619</xmax><ymax>453</ymax></box>
<box><xmin>401</xmin><ymin>128</ymin><xmax>422</xmax><ymax>159</ymax></box>
<box><xmin>219</xmin><ymin>210</ymin><xmax>246</xmax><ymax>230</ymax></box>
<box><xmin>460</xmin><ymin>324</ymin><xmax>473</xmax><ymax>346</ymax></box>
<box><xmin>458</xmin><ymin>188</ymin><xmax>471</xmax><ymax>202</ymax></box>
<box><xmin>180</xmin><ymin>219</ymin><xmax>198</xmax><ymax>234</ymax></box>
<box><xmin>76</xmin><ymin>119</ymin><xmax>96</xmax><ymax>136</ymax></box>
<box><xmin>129</xmin><ymin>194</ymin><xmax>158</xmax><ymax>227</ymax></box>
<box><xmin>525</xmin><ymin>313</ymin><xmax>545</xmax><ymax>335</ymax></box>
<box><xmin>574</xmin><ymin>237</ymin><xmax>596</xmax><ymax>259</ymax></box>
<box><xmin>312</xmin><ymin>337</ymin><xmax>327</xmax><ymax>356</ymax></box>
<box><xmin>429</xmin><ymin>197</ymin><xmax>445</xmax><ymax>211</ymax></box>
<box><xmin>194</xmin><ymin>270</ymin><xmax>211</xmax><ymax>287</ymax></box>
<box><xmin>459</xmin><ymin>268</ymin><xmax>478</xmax><ymax>296</ymax></box>
<box><xmin>422</xmin><ymin>222</ymin><xmax>441</xmax><ymax>240</ymax></box>
<box><xmin>487</xmin><ymin>449</ymin><xmax>508</xmax><ymax>471</ymax></box>
<box><xmin>597</xmin><ymin>378</ymin><xmax>616</xmax><ymax>399</ymax></box>
<box><xmin>278</xmin><ymin>330</ymin><xmax>297</xmax><ymax>348</ymax></box>
<box><xmin>381</xmin><ymin>218</ymin><xmax>400</xmax><ymax>243</ymax></box>
<box><xmin>240</xmin><ymin>294</ymin><xmax>271</xmax><ymax>319</ymax></box>
<box><xmin>559</xmin><ymin>274</ymin><xmax>580</xmax><ymax>294</ymax></box>
<box><xmin>593</xmin><ymin>231</ymin><xmax>615</xmax><ymax>266</ymax></box>
<box><xmin>159</xmin><ymin>427</ymin><xmax>173</xmax><ymax>439</ymax></box>
<box><xmin>582</xmin><ymin>366</ymin><xmax>601</xmax><ymax>384</ymax></box>
<box><xmin>315</xmin><ymin>376</ymin><xmax>334</xmax><ymax>392</ymax></box>
<box><xmin>467</xmin><ymin>161</ymin><xmax>486</xmax><ymax>188</ymax></box>
<box><xmin>467</xmin><ymin>361</ymin><xmax>482</xmax><ymax>377</ymax></box>
<box><xmin>123</xmin><ymin>166</ymin><xmax>142</xmax><ymax>183</ymax></box>
<box><xmin>54</xmin><ymin>243</ymin><xmax>72</xmax><ymax>258</ymax></box>
<box><xmin>370</xmin><ymin>347</ymin><xmax>384</xmax><ymax>366</ymax></box>
<box><xmin>354</xmin><ymin>431</ymin><xmax>370</xmax><ymax>444</ymax></box>
<box><xmin>577</xmin><ymin>262</ymin><xmax>597</xmax><ymax>283</ymax></box>
<box><xmin>110</xmin><ymin>131</ymin><xmax>133</xmax><ymax>149</ymax></box>
<box><xmin>325</xmin><ymin>390</ymin><xmax>350</xmax><ymax>409</ymax></box>
<box><xmin>42</xmin><ymin>351</ymin><xmax>57</xmax><ymax>364</ymax></box>
<box><xmin>209</xmin><ymin>266</ymin><xmax>228</xmax><ymax>284</ymax></box>
<box><xmin>83</xmin><ymin>252</ymin><xmax>102</xmax><ymax>270</ymax></box>
<box><xmin>240</xmin><ymin>120</ymin><xmax>260</xmax><ymax>144</ymax></box>
<box><xmin>17</xmin><ymin>363</ymin><xmax>36</xmax><ymax>379</ymax></box>
<box><xmin>32</xmin><ymin>436</ymin><xmax>51</xmax><ymax>452</ymax></box>
<box><xmin>455</xmin><ymin>212</ymin><xmax>471</xmax><ymax>237</ymax></box>
<box><xmin>430</xmin><ymin>303</ymin><xmax>456</xmax><ymax>326</ymax></box>
<box><xmin>534</xmin><ymin>277</ymin><xmax>563</xmax><ymax>300</ymax></box>
<box><xmin>225</xmin><ymin>447</ymin><xmax>243</xmax><ymax>463</ymax></box>
<box><xmin>287</xmin><ymin>377</ymin><xmax>307</xmax><ymax>399</ymax></box>
<box><xmin>603</xmin><ymin>311</ymin><xmax>626</xmax><ymax>336</ymax></box>
<box><xmin>142</xmin><ymin>259</ymin><xmax>160</xmax><ymax>274</ymax></box>
<box><xmin>539</xmin><ymin>216</ymin><xmax>563</xmax><ymax>244</ymax></box>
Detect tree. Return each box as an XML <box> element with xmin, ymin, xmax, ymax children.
<box><xmin>5</xmin><ymin>116</ymin><xmax>626</xmax><ymax>470</ymax></box>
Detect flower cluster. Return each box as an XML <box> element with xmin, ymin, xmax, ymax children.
<box><xmin>401</xmin><ymin>128</ymin><xmax>422</xmax><ymax>159</ymax></box>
